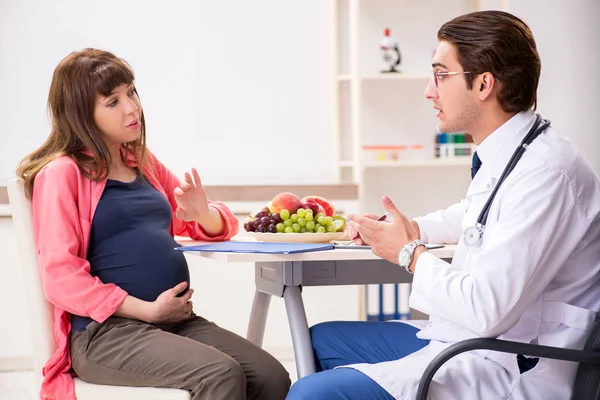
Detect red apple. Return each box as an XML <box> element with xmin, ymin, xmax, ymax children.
<box><xmin>268</xmin><ymin>192</ymin><xmax>302</xmax><ymax>214</ymax></box>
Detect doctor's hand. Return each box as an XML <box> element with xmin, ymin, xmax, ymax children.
<box><xmin>174</xmin><ymin>168</ymin><xmax>210</xmax><ymax>222</ymax></box>
<box><xmin>347</xmin><ymin>213</ymin><xmax>381</xmax><ymax>245</ymax></box>
<box><xmin>347</xmin><ymin>196</ymin><xmax>420</xmax><ymax>264</ymax></box>
<box><xmin>147</xmin><ymin>282</ymin><xmax>195</xmax><ymax>324</ymax></box>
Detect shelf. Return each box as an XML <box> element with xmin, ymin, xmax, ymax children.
<box><xmin>337</xmin><ymin>74</ymin><xmax>431</xmax><ymax>82</ymax></box>
<box><xmin>363</xmin><ymin>158</ymin><xmax>471</xmax><ymax>168</ymax></box>
<box><xmin>360</xmin><ymin>74</ymin><xmax>430</xmax><ymax>81</ymax></box>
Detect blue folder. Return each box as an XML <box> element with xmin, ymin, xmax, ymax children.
<box><xmin>175</xmin><ymin>241</ymin><xmax>334</xmax><ymax>254</ymax></box>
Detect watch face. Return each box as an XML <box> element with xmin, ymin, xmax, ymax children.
<box><xmin>399</xmin><ymin>249</ymin><xmax>411</xmax><ymax>267</ymax></box>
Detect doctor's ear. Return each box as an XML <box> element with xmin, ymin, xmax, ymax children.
<box><xmin>476</xmin><ymin>72</ymin><xmax>495</xmax><ymax>100</ymax></box>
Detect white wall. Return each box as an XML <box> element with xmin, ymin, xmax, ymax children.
<box><xmin>510</xmin><ymin>0</ymin><xmax>600</xmax><ymax>174</ymax></box>
<box><xmin>0</xmin><ymin>0</ymin><xmax>336</xmax><ymax>185</ymax></box>
<box><xmin>0</xmin><ymin>216</ymin><xmax>33</xmax><ymax>371</ymax></box>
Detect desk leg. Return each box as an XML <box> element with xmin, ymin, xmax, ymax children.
<box><xmin>283</xmin><ymin>286</ymin><xmax>316</xmax><ymax>378</ymax></box>
<box><xmin>247</xmin><ymin>290</ymin><xmax>271</xmax><ymax>347</ymax></box>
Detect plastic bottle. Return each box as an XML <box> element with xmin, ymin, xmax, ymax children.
<box><xmin>439</xmin><ymin>133</ymin><xmax>449</xmax><ymax>158</ymax></box>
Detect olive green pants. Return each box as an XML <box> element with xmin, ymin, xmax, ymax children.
<box><xmin>70</xmin><ymin>316</ymin><xmax>291</xmax><ymax>400</ymax></box>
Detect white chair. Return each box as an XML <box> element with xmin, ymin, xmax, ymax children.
<box><xmin>8</xmin><ymin>178</ymin><xmax>191</xmax><ymax>400</ymax></box>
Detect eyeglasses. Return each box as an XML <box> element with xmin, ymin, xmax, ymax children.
<box><xmin>432</xmin><ymin>71</ymin><xmax>474</xmax><ymax>88</ymax></box>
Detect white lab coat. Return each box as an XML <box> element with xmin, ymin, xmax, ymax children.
<box><xmin>343</xmin><ymin>112</ymin><xmax>600</xmax><ymax>399</ymax></box>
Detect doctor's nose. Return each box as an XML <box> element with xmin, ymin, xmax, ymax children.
<box><xmin>424</xmin><ymin>77</ymin><xmax>438</xmax><ymax>101</ymax></box>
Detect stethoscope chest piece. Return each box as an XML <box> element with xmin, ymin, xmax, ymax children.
<box><xmin>463</xmin><ymin>224</ymin><xmax>483</xmax><ymax>247</ymax></box>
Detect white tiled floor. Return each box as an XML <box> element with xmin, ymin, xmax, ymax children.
<box><xmin>0</xmin><ymin>360</ymin><xmax>297</xmax><ymax>400</ymax></box>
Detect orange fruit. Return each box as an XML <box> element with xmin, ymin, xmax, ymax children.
<box><xmin>301</xmin><ymin>196</ymin><xmax>336</xmax><ymax>217</ymax></box>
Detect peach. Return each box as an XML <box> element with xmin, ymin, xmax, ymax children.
<box><xmin>268</xmin><ymin>192</ymin><xmax>302</xmax><ymax>214</ymax></box>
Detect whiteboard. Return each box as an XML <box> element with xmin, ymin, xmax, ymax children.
<box><xmin>0</xmin><ymin>0</ymin><xmax>336</xmax><ymax>185</ymax></box>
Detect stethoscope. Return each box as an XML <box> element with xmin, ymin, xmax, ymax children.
<box><xmin>463</xmin><ymin>114</ymin><xmax>552</xmax><ymax>247</ymax></box>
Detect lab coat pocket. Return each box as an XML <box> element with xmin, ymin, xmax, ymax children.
<box><xmin>464</xmin><ymin>186</ymin><xmax>492</xmax><ymax>227</ymax></box>
<box><xmin>538</xmin><ymin>302</ymin><xmax>597</xmax><ymax>347</ymax></box>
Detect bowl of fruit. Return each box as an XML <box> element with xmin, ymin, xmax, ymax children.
<box><xmin>243</xmin><ymin>192</ymin><xmax>348</xmax><ymax>243</ymax></box>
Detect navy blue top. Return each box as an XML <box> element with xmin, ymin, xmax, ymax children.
<box><xmin>70</xmin><ymin>175</ymin><xmax>190</xmax><ymax>332</ymax></box>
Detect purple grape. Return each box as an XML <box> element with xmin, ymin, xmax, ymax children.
<box><xmin>252</xmin><ymin>219</ymin><xmax>261</xmax><ymax>229</ymax></box>
<box><xmin>267</xmin><ymin>224</ymin><xmax>277</xmax><ymax>233</ymax></box>
<box><xmin>260</xmin><ymin>216</ymin><xmax>271</xmax><ymax>227</ymax></box>
<box><xmin>255</xmin><ymin>210</ymin><xmax>269</xmax><ymax>219</ymax></box>
<box><xmin>256</xmin><ymin>225</ymin><xmax>266</xmax><ymax>233</ymax></box>
<box><xmin>271</xmin><ymin>213</ymin><xmax>282</xmax><ymax>224</ymax></box>
<box><xmin>244</xmin><ymin>221</ymin><xmax>255</xmax><ymax>232</ymax></box>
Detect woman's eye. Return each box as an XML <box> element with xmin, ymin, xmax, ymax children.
<box><xmin>128</xmin><ymin>89</ymin><xmax>136</xmax><ymax>96</ymax></box>
<box><xmin>107</xmin><ymin>100</ymin><xmax>117</xmax><ymax>107</ymax></box>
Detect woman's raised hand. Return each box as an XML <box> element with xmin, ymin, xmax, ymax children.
<box><xmin>174</xmin><ymin>168</ymin><xmax>210</xmax><ymax>222</ymax></box>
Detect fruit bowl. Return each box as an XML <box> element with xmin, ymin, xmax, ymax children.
<box><xmin>246</xmin><ymin>232</ymin><xmax>349</xmax><ymax>244</ymax></box>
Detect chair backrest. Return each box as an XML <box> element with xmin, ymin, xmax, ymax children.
<box><xmin>7</xmin><ymin>178</ymin><xmax>55</xmax><ymax>391</ymax></box>
<box><xmin>572</xmin><ymin>317</ymin><xmax>600</xmax><ymax>399</ymax></box>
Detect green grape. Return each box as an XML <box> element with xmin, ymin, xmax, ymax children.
<box><xmin>283</xmin><ymin>219</ymin><xmax>293</xmax><ymax>228</ymax></box>
<box><xmin>305</xmin><ymin>220</ymin><xmax>316</xmax><ymax>231</ymax></box>
<box><xmin>325</xmin><ymin>216</ymin><xmax>333</xmax><ymax>226</ymax></box>
<box><xmin>296</xmin><ymin>208</ymin><xmax>307</xmax><ymax>218</ymax></box>
<box><xmin>317</xmin><ymin>215</ymin><xmax>327</xmax><ymax>225</ymax></box>
<box><xmin>315</xmin><ymin>213</ymin><xmax>325</xmax><ymax>220</ymax></box>
<box><xmin>284</xmin><ymin>226</ymin><xmax>294</xmax><ymax>233</ymax></box>
<box><xmin>327</xmin><ymin>225</ymin><xmax>337</xmax><ymax>233</ymax></box>
<box><xmin>331</xmin><ymin>216</ymin><xmax>346</xmax><ymax>232</ymax></box>
<box><xmin>292</xmin><ymin>223</ymin><xmax>301</xmax><ymax>233</ymax></box>
<box><xmin>300</xmin><ymin>227</ymin><xmax>308</xmax><ymax>233</ymax></box>
<box><xmin>280</xmin><ymin>209</ymin><xmax>290</xmax><ymax>220</ymax></box>
<box><xmin>305</xmin><ymin>213</ymin><xmax>314</xmax><ymax>221</ymax></box>
<box><xmin>316</xmin><ymin>225</ymin><xmax>326</xmax><ymax>233</ymax></box>
<box><xmin>290</xmin><ymin>213</ymin><xmax>299</xmax><ymax>222</ymax></box>
<box><xmin>297</xmin><ymin>217</ymin><xmax>307</xmax><ymax>227</ymax></box>
<box><xmin>276</xmin><ymin>223</ymin><xmax>285</xmax><ymax>233</ymax></box>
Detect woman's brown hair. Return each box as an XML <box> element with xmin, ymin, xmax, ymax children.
<box><xmin>17</xmin><ymin>48</ymin><xmax>148</xmax><ymax>198</ymax></box>
<box><xmin>438</xmin><ymin>10</ymin><xmax>541</xmax><ymax>113</ymax></box>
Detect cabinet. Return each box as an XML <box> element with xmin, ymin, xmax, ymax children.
<box><xmin>330</xmin><ymin>0</ymin><xmax>508</xmax><ymax>319</ymax></box>
<box><xmin>331</xmin><ymin>0</ymin><xmax>490</xmax><ymax>217</ymax></box>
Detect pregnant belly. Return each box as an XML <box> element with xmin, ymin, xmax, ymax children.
<box><xmin>90</xmin><ymin>231</ymin><xmax>190</xmax><ymax>302</ymax></box>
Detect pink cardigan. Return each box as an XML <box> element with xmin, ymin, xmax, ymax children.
<box><xmin>31</xmin><ymin>151</ymin><xmax>239</xmax><ymax>400</ymax></box>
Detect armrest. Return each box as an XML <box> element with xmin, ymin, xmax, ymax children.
<box><xmin>416</xmin><ymin>338</ymin><xmax>600</xmax><ymax>400</ymax></box>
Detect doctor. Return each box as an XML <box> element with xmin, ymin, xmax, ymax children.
<box><xmin>287</xmin><ymin>10</ymin><xmax>600</xmax><ymax>400</ymax></box>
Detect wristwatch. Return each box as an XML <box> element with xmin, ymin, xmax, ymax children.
<box><xmin>398</xmin><ymin>239</ymin><xmax>425</xmax><ymax>273</ymax></box>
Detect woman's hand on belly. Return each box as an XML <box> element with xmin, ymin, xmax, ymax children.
<box><xmin>147</xmin><ymin>282</ymin><xmax>195</xmax><ymax>324</ymax></box>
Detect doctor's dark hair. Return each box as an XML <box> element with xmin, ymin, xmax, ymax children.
<box><xmin>17</xmin><ymin>48</ymin><xmax>148</xmax><ymax>199</ymax></box>
<box><xmin>438</xmin><ymin>10</ymin><xmax>541</xmax><ymax>113</ymax></box>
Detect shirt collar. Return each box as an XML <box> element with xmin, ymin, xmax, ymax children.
<box><xmin>475</xmin><ymin>110</ymin><xmax>537</xmax><ymax>181</ymax></box>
